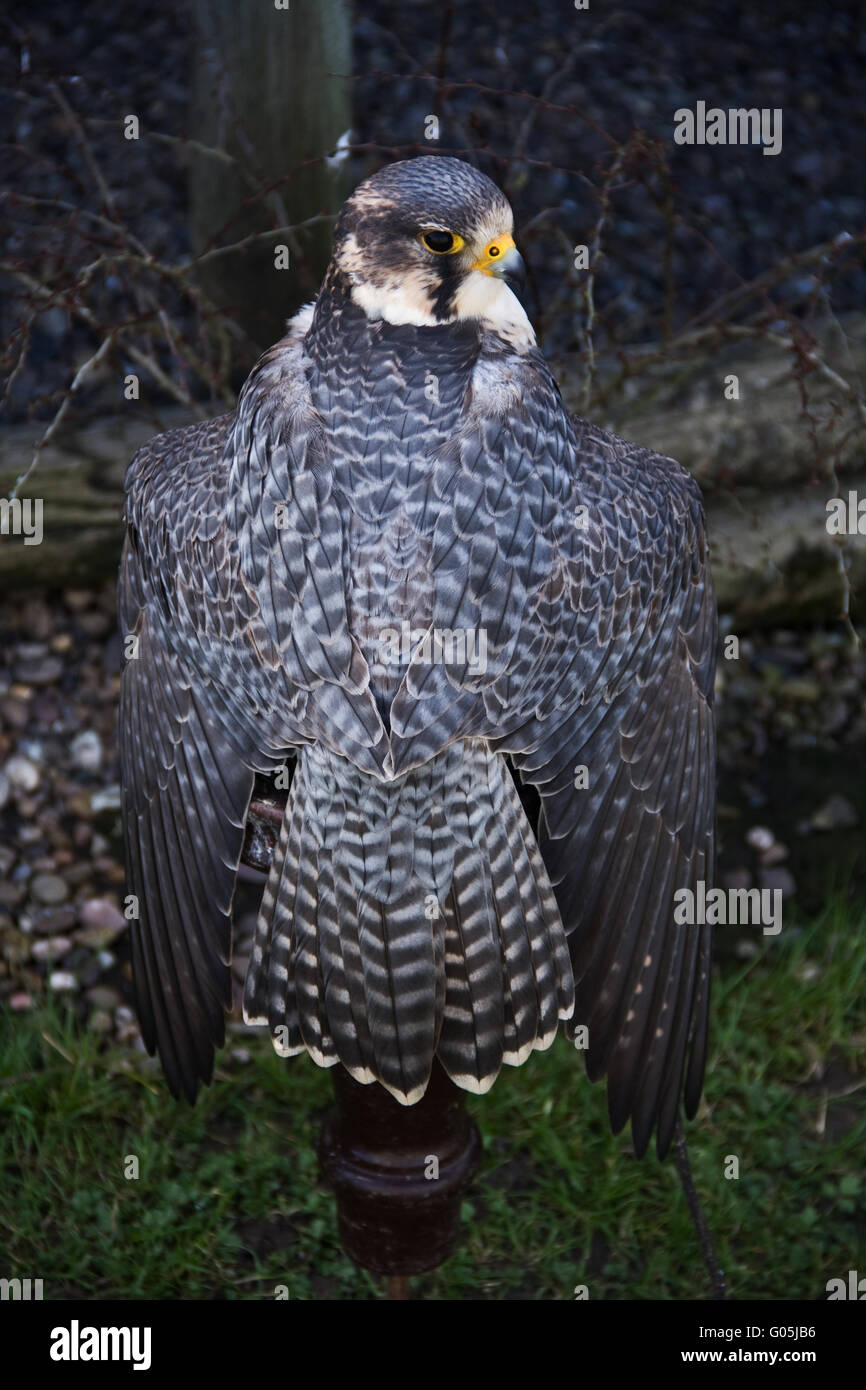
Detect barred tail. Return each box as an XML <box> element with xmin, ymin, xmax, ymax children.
<box><xmin>243</xmin><ymin>740</ymin><xmax>573</xmax><ymax>1103</ymax></box>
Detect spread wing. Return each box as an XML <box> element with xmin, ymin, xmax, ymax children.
<box><xmin>391</xmin><ymin>346</ymin><xmax>716</xmax><ymax>1156</ymax></box>
<box><xmin>118</xmin><ymin>336</ymin><xmax>384</xmax><ymax>1100</ymax></box>
<box><xmin>119</xmin><ymin>413</ymin><xmax>256</xmax><ymax>1100</ymax></box>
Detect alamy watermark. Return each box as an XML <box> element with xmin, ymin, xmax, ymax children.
<box><xmin>674</xmin><ymin>101</ymin><xmax>783</xmax><ymax>157</ymax></box>
<box><xmin>674</xmin><ymin>882</ymin><xmax>782</xmax><ymax>935</ymax></box>
<box><xmin>0</xmin><ymin>497</ymin><xmax>43</xmax><ymax>545</ymax></box>
<box><xmin>378</xmin><ymin>620</ymin><xmax>488</xmax><ymax>676</ymax></box>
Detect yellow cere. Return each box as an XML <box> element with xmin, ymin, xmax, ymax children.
<box><xmin>471</xmin><ymin>233</ymin><xmax>516</xmax><ymax>274</ymax></box>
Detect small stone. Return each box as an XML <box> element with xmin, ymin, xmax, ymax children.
<box><xmin>32</xmin><ymin>935</ymin><xmax>73</xmax><ymax>961</ymax></box>
<box><xmin>61</xmin><ymin>946</ymin><xmax>91</xmax><ymax>973</ymax></box>
<box><xmin>50</xmin><ymin>633</ymin><xmax>74</xmax><ymax>654</ymax></box>
<box><xmin>71</xmin><ymin>730</ymin><xmax>103</xmax><ymax>773</ymax></box>
<box><xmin>780</xmin><ymin>678</ymin><xmax>821</xmax><ymax>703</ymax></box>
<box><xmin>230</xmin><ymin>1047</ymin><xmax>251</xmax><ymax>1065</ymax></box>
<box><xmin>75</xmin><ymin>925</ymin><xmax>115</xmax><ymax>951</ymax></box>
<box><xmin>63</xmin><ymin>863</ymin><xmax>94</xmax><ymax>886</ymax></box>
<box><xmin>9</xmin><ymin>992</ymin><xmax>33</xmax><ymax>1012</ymax></box>
<box><xmin>0</xmin><ymin>844</ymin><xmax>15</xmax><ymax>875</ymax></box>
<box><xmin>812</xmin><ymin>795</ymin><xmax>858</xmax><ymax>832</ymax></box>
<box><xmin>31</xmin><ymin>854</ymin><xmax>57</xmax><ymax>872</ymax></box>
<box><xmin>13</xmin><ymin>655</ymin><xmax>64</xmax><ymax>686</ymax></box>
<box><xmin>90</xmin><ymin>785</ymin><xmax>121</xmax><ymax>813</ymax></box>
<box><xmin>30</xmin><ymin>904</ymin><xmax>77</xmax><ymax>935</ymax></box>
<box><xmin>30</xmin><ymin>873</ymin><xmax>70</xmax><ymax>906</ymax></box>
<box><xmin>88</xmin><ymin>1009</ymin><xmax>114</xmax><ymax>1034</ymax></box>
<box><xmin>0</xmin><ymin>924</ymin><xmax>31</xmax><ymax>964</ymax></box>
<box><xmin>745</xmin><ymin>826</ymin><xmax>775</xmax><ymax>853</ymax></box>
<box><xmin>48</xmin><ymin>970</ymin><xmax>78</xmax><ymax>992</ymax></box>
<box><xmin>4</xmin><ymin>754</ymin><xmax>40</xmax><ymax>792</ymax></box>
<box><xmin>758</xmin><ymin>866</ymin><xmax>796</xmax><ymax>898</ymax></box>
<box><xmin>79</xmin><ymin>898</ymin><xmax>126</xmax><ymax>934</ymax></box>
<box><xmin>64</xmin><ymin>590</ymin><xmax>92</xmax><ymax>611</ymax></box>
<box><xmin>0</xmin><ymin>881</ymin><xmax>26</xmax><ymax>907</ymax></box>
<box><xmin>0</xmin><ymin>773</ymin><xmax>9</xmax><ymax>810</ymax></box>
<box><xmin>86</xmin><ymin>984</ymin><xmax>123</xmax><ymax>1011</ymax></box>
<box><xmin>77</xmin><ymin>610</ymin><xmax>111</xmax><ymax>637</ymax></box>
<box><xmin>32</xmin><ymin>694</ymin><xmax>59</xmax><ymax>723</ymax></box>
<box><xmin>760</xmin><ymin>841</ymin><xmax>789</xmax><ymax>866</ymax></box>
<box><xmin>0</xmin><ymin>699</ymin><xmax>29</xmax><ymax>730</ymax></box>
<box><xmin>734</xmin><ymin>940</ymin><xmax>760</xmax><ymax>960</ymax></box>
<box><xmin>115</xmin><ymin>1005</ymin><xmax>135</xmax><ymax>1028</ymax></box>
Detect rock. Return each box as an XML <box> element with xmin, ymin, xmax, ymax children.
<box><xmin>0</xmin><ymin>881</ymin><xmax>26</xmax><ymax>907</ymax></box>
<box><xmin>79</xmin><ymin>897</ymin><xmax>126</xmax><ymax>934</ymax></box>
<box><xmin>32</xmin><ymin>935</ymin><xmax>73</xmax><ymax>961</ymax></box>
<box><xmin>48</xmin><ymin>970</ymin><xmax>78</xmax><ymax>992</ymax></box>
<box><xmin>745</xmin><ymin>825</ymin><xmax>775</xmax><ymax>853</ymax></box>
<box><xmin>90</xmin><ymin>785</ymin><xmax>121</xmax><ymax>813</ymax></box>
<box><xmin>734</xmin><ymin>940</ymin><xmax>760</xmax><ymax>960</ymax></box>
<box><xmin>0</xmin><ymin>923</ymin><xmax>31</xmax><ymax>965</ymax></box>
<box><xmin>0</xmin><ymin>699</ymin><xmax>30</xmax><ymax>730</ymax></box>
<box><xmin>64</xmin><ymin>590</ymin><xmax>93</xmax><ymax>611</ymax></box>
<box><xmin>758</xmin><ymin>866</ymin><xmax>797</xmax><ymax>898</ymax></box>
<box><xmin>33</xmin><ymin>694</ymin><xmax>59</xmax><ymax>723</ymax></box>
<box><xmin>780</xmin><ymin>678</ymin><xmax>821</xmax><ymax>703</ymax></box>
<box><xmin>760</xmin><ymin>841</ymin><xmax>789</xmax><ymax>866</ymax></box>
<box><xmin>795</xmin><ymin>961</ymin><xmax>821</xmax><ymax>982</ymax></box>
<box><xmin>76</xmin><ymin>925</ymin><xmax>119</xmax><ymax>950</ymax></box>
<box><xmin>0</xmin><ymin>844</ymin><xmax>15</xmax><ymax>875</ymax></box>
<box><xmin>3</xmin><ymin>754</ymin><xmax>40</xmax><ymax>792</ymax></box>
<box><xmin>70</xmin><ymin>730</ymin><xmax>103</xmax><ymax>773</ymax></box>
<box><xmin>86</xmin><ymin>984</ymin><xmax>123</xmax><ymax>1010</ymax></box>
<box><xmin>63</xmin><ymin>864</ymin><xmax>94</xmax><ymax>886</ymax></box>
<box><xmin>76</xmin><ymin>610</ymin><xmax>111</xmax><ymax>637</ymax></box>
<box><xmin>60</xmin><ymin>947</ymin><xmax>91</xmax><ymax>973</ymax></box>
<box><xmin>88</xmin><ymin>1009</ymin><xmax>114</xmax><ymax>1034</ymax></box>
<box><xmin>30</xmin><ymin>904</ymin><xmax>78</xmax><ymax>935</ymax></box>
<box><xmin>9</xmin><ymin>992</ymin><xmax>33</xmax><ymax>1011</ymax></box>
<box><xmin>13</xmin><ymin>655</ymin><xmax>64</xmax><ymax>685</ymax></box>
<box><xmin>0</xmin><ymin>772</ymin><xmax>9</xmax><ymax>810</ymax></box>
<box><xmin>811</xmin><ymin>794</ymin><xmax>858</xmax><ymax>831</ymax></box>
<box><xmin>30</xmin><ymin>873</ymin><xmax>70</xmax><ymax>906</ymax></box>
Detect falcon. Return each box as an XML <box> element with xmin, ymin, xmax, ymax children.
<box><xmin>119</xmin><ymin>156</ymin><xmax>716</xmax><ymax>1158</ymax></box>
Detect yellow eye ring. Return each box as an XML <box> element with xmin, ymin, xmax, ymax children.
<box><xmin>419</xmin><ymin>229</ymin><xmax>465</xmax><ymax>255</ymax></box>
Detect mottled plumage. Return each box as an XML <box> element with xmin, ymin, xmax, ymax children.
<box><xmin>119</xmin><ymin>157</ymin><xmax>716</xmax><ymax>1157</ymax></box>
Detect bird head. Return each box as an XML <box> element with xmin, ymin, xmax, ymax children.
<box><xmin>327</xmin><ymin>156</ymin><xmax>532</xmax><ymax>344</ymax></box>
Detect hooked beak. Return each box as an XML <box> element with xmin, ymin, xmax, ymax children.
<box><xmin>471</xmin><ymin>233</ymin><xmax>526</xmax><ymax>294</ymax></box>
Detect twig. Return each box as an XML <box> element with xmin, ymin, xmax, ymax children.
<box><xmin>10</xmin><ymin>333</ymin><xmax>115</xmax><ymax>499</ymax></box>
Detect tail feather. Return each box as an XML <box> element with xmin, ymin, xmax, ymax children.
<box><xmin>243</xmin><ymin>740</ymin><xmax>574</xmax><ymax>1102</ymax></box>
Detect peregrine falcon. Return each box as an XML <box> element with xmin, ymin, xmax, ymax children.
<box><xmin>119</xmin><ymin>156</ymin><xmax>716</xmax><ymax>1158</ymax></box>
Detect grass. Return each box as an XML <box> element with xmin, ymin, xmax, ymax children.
<box><xmin>1</xmin><ymin>895</ymin><xmax>864</xmax><ymax>1300</ymax></box>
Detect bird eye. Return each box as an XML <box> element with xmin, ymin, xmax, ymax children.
<box><xmin>420</xmin><ymin>229</ymin><xmax>463</xmax><ymax>254</ymax></box>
